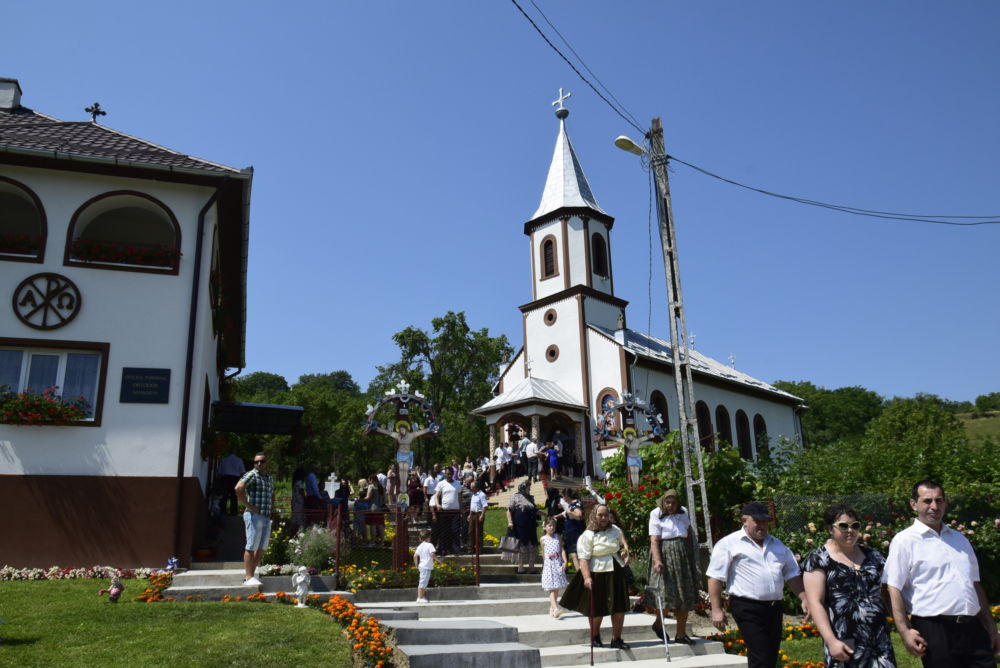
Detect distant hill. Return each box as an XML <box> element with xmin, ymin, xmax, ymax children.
<box><xmin>958</xmin><ymin>411</ymin><xmax>1000</xmax><ymax>441</ymax></box>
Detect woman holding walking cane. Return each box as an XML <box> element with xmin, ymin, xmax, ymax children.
<box><xmin>560</xmin><ymin>504</ymin><xmax>632</xmax><ymax>649</ymax></box>
<box><xmin>645</xmin><ymin>489</ymin><xmax>700</xmax><ymax>644</ymax></box>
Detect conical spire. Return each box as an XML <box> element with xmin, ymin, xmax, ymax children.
<box><xmin>530</xmin><ymin>98</ymin><xmax>607</xmax><ymax>221</ymax></box>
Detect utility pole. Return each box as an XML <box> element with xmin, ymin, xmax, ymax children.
<box><xmin>647</xmin><ymin>118</ymin><xmax>713</xmax><ymax>549</ymax></box>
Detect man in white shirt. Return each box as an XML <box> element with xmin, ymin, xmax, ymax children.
<box><xmin>468</xmin><ymin>480</ymin><xmax>488</xmax><ymax>550</ymax></box>
<box><xmin>435</xmin><ymin>468</ymin><xmax>462</xmax><ymax>555</ymax></box>
<box><xmin>707</xmin><ymin>502</ymin><xmax>808</xmax><ymax>668</ymax></box>
<box><xmin>524</xmin><ymin>438</ymin><xmax>539</xmax><ymax>482</ymax></box>
<box><xmin>216</xmin><ymin>450</ymin><xmax>245</xmax><ymax>515</ymax></box>
<box><xmin>884</xmin><ymin>479</ymin><xmax>1000</xmax><ymax>667</ymax></box>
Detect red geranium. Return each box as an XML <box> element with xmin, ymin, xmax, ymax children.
<box><xmin>605</xmin><ymin>492</ymin><xmax>613</xmax><ymax>501</ymax></box>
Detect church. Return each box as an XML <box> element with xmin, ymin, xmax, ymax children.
<box><xmin>0</xmin><ymin>78</ymin><xmax>299</xmax><ymax>568</ymax></box>
<box><xmin>474</xmin><ymin>101</ymin><xmax>804</xmax><ymax>477</ymax></box>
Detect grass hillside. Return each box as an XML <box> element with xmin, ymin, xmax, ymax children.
<box><xmin>959</xmin><ymin>411</ymin><xmax>1000</xmax><ymax>440</ymax></box>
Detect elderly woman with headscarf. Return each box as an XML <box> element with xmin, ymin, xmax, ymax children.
<box><xmin>506</xmin><ymin>480</ymin><xmax>540</xmax><ymax>573</ymax></box>
<box><xmin>645</xmin><ymin>489</ymin><xmax>700</xmax><ymax>644</ymax></box>
<box><xmin>559</xmin><ymin>503</ymin><xmax>633</xmax><ymax>649</ymax></box>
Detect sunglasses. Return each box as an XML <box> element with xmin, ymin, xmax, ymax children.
<box><xmin>833</xmin><ymin>521</ymin><xmax>861</xmax><ymax>531</ymax></box>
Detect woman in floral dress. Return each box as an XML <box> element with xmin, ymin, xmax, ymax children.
<box><xmin>540</xmin><ymin>517</ymin><xmax>569</xmax><ymax>617</ymax></box>
<box><xmin>802</xmin><ymin>503</ymin><xmax>896</xmax><ymax>668</ymax></box>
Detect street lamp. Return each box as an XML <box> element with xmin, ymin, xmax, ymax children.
<box><xmin>614</xmin><ymin>118</ymin><xmax>713</xmax><ymax>550</ymax></box>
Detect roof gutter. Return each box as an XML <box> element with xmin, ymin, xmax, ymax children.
<box><xmin>173</xmin><ymin>184</ymin><xmax>223</xmax><ymax>562</ymax></box>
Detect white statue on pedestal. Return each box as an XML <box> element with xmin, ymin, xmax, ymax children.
<box><xmin>293</xmin><ymin>566</ymin><xmax>310</xmax><ymax>607</ymax></box>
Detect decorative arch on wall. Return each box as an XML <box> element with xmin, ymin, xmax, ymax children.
<box><xmin>715</xmin><ymin>404</ymin><xmax>732</xmax><ymax>446</ymax></box>
<box><xmin>65</xmin><ymin>190</ymin><xmax>181</xmax><ymax>274</ymax></box>
<box><xmin>753</xmin><ymin>413</ymin><xmax>769</xmax><ymax>459</ymax></box>
<box><xmin>591</xmin><ymin>232</ymin><xmax>609</xmax><ymax>278</ymax></box>
<box><xmin>0</xmin><ymin>175</ymin><xmax>46</xmax><ymax>263</ymax></box>
<box><xmin>695</xmin><ymin>400</ymin><xmax>714</xmax><ymax>450</ymax></box>
<box><xmin>735</xmin><ymin>410</ymin><xmax>752</xmax><ymax>460</ymax></box>
<box><xmin>540</xmin><ymin>234</ymin><xmax>558</xmax><ymax>279</ymax></box>
<box><xmin>649</xmin><ymin>390</ymin><xmax>669</xmax><ymax>432</ymax></box>
<box><xmin>595</xmin><ymin>387</ymin><xmax>620</xmax><ymax>445</ymax></box>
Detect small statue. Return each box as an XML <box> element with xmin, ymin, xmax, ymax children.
<box><xmin>607</xmin><ymin>427</ymin><xmax>657</xmax><ymax>490</ymax></box>
<box><xmin>292</xmin><ymin>566</ymin><xmax>310</xmax><ymax>607</ymax></box>
<box><xmin>165</xmin><ymin>556</ymin><xmax>179</xmax><ymax>572</ymax></box>
<box><xmin>98</xmin><ymin>576</ymin><xmax>125</xmax><ymax>603</ymax></box>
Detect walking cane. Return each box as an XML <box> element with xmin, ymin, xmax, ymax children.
<box><xmin>588</xmin><ymin>580</ymin><xmax>595</xmax><ymax>666</ymax></box>
<box><xmin>648</xmin><ymin>570</ymin><xmax>671</xmax><ymax>661</ymax></box>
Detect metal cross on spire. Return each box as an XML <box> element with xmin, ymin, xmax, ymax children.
<box><xmin>85</xmin><ymin>102</ymin><xmax>106</xmax><ymax>123</ymax></box>
<box><xmin>552</xmin><ymin>88</ymin><xmax>571</xmax><ymax>119</ymax></box>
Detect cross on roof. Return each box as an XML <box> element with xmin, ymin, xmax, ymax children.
<box><xmin>85</xmin><ymin>102</ymin><xmax>106</xmax><ymax>123</ymax></box>
<box><xmin>396</xmin><ymin>380</ymin><xmax>411</xmax><ymax>394</ymax></box>
<box><xmin>552</xmin><ymin>88</ymin><xmax>572</xmax><ymax>111</ymax></box>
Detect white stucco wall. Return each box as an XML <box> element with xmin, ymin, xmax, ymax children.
<box><xmin>583</xmin><ymin>296</ymin><xmax>622</xmax><ymax>332</ymax></box>
<box><xmin>0</xmin><ymin>164</ymin><xmax>221</xmax><ymax>478</ymax></box>
<box><xmin>524</xmin><ymin>295</ymin><xmax>584</xmax><ymax>403</ymax></box>
<box><xmin>566</xmin><ymin>217</ymin><xmax>588</xmax><ymax>287</ymax></box>
<box><xmin>531</xmin><ymin>219</ymin><xmax>563</xmax><ymax>300</ymax></box>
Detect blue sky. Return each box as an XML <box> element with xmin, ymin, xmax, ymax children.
<box><xmin>5</xmin><ymin>1</ymin><xmax>998</xmax><ymax>402</ymax></box>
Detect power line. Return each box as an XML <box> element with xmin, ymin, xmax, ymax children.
<box><xmin>526</xmin><ymin>0</ymin><xmax>644</xmax><ymax>131</ymax></box>
<box><xmin>510</xmin><ymin>0</ymin><xmax>646</xmax><ymax>136</ymax></box>
<box><xmin>668</xmin><ymin>156</ymin><xmax>1000</xmax><ymax>226</ymax></box>
<box><xmin>510</xmin><ymin>0</ymin><xmax>999</xmax><ymax>228</ymax></box>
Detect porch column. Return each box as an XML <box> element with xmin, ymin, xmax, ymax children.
<box><xmin>488</xmin><ymin>422</ymin><xmax>497</xmax><ymax>483</ymax></box>
<box><xmin>531</xmin><ymin>414</ymin><xmax>540</xmax><ymax>441</ymax></box>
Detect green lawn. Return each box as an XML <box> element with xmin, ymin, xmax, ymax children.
<box><xmin>0</xmin><ymin>580</ymin><xmax>351</xmax><ymax>667</ymax></box>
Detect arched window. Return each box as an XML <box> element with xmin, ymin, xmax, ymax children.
<box><xmin>541</xmin><ymin>235</ymin><xmax>558</xmax><ymax>279</ymax></box>
<box><xmin>715</xmin><ymin>405</ymin><xmax>732</xmax><ymax>446</ymax></box>
<box><xmin>753</xmin><ymin>414</ymin><xmax>769</xmax><ymax>459</ymax></box>
<box><xmin>0</xmin><ymin>175</ymin><xmax>46</xmax><ymax>262</ymax></box>
<box><xmin>735</xmin><ymin>410</ymin><xmax>752</xmax><ymax>460</ymax></box>
<box><xmin>66</xmin><ymin>191</ymin><xmax>181</xmax><ymax>274</ymax></box>
<box><xmin>695</xmin><ymin>400</ymin><xmax>714</xmax><ymax>450</ymax></box>
<box><xmin>591</xmin><ymin>232</ymin><xmax>609</xmax><ymax>278</ymax></box>
<box><xmin>649</xmin><ymin>390</ymin><xmax>669</xmax><ymax>433</ymax></box>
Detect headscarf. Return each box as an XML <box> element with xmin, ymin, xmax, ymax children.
<box><xmin>508</xmin><ymin>481</ymin><xmax>535</xmax><ymax>511</ymax></box>
<box><xmin>657</xmin><ymin>489</ymin><xmax>683</xmax><ymax>515</ymax></box>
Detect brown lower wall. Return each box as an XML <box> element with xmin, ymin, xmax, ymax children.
<box><xmin>0</xmin><ymin>475</ymin><xmax>206</xmax><ymax>568</ymax></box>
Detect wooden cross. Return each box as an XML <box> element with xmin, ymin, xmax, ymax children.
<box><xmin>551</xmin><ymin>88</ymin><xmax>572</xmax><ymax>111</ymax></box>
<box><xmin>85</xmin><ymin>102</ymin><xmax>106</xmax><ymax>123</ymax></box>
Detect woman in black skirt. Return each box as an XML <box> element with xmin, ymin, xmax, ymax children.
<box><xmin>644</xmin><ymin>489</ymin><xmax>700</xmax><ymax>644</ymax></box>
<box><xmin>559</xmin><ymin>504</ymin><xmax>633</xmax><ymax>649</ymax></box>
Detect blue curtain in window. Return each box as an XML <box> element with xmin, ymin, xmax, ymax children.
<box><xmin>0</xmin><ymin>350</ymin><xmax>24</xmax><ymax>392</ymax></box>
<box><xmin>27</xmin><ymin>354</ymin><xmax>59</xmax><ymax>394</ymax></box>
<box><xmin>64</xmin><ymin>353</ymin><xmax>100</xmax><ymax>418</ymax></box>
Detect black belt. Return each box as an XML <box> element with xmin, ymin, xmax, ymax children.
<box><xmin>730</xmin><ymin>595</ymin><xmax>782</xmax><ymax>607</ymax></box>
<box><xmin>912</xmin><ymin>614</ymin><xmax>977</xmax><ymax>624</ymax></box>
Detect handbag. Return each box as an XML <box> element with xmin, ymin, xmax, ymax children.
<box><xmin>499</xmin><ymin>527</ymin><xmax>520</xmax><ymax>563</ymax></box>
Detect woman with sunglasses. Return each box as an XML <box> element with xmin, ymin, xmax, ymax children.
<box><xmin>802</xmin><ymin>503</ymin><xmax>896</xmax><ymax>667</ymax></box>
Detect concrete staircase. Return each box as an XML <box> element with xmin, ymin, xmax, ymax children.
<box><xmin>356</xmin><ymin>582</ymin><xmax>745</xmax><ymax>667</ymax></box>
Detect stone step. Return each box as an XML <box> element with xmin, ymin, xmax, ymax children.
<box><xmin>383</xmin><ymin>619</ymin><xmax>519</xmax><ymax>645</ymax></box>
<box><xmin>358</xmin><ymin>596</ymin><xmax>552</xmax><ymax>619</ymax></box>
<box><xmin>354</xmin><ymin>582</ymin><xmax>543</xmax><ymax>603</ymax></box>
<box><xmin>538</xmin><ymin>636</ymin><xmax>725</xmax><ymax>666</ymax></box>
<box><xmin>556</xmin><ymin>650</ymin><xmax>746</xmax><ymax>668</ymax></box>
<box><xmin>187</xmin><ymin>561</ymin><xmax>244</xmax><ymax>570</ymax></box>
<box><xmin>396</xmin><ymin>641</ymin><xmax>540</xmax><ymax>668</ymax></box>
<box><xmin>472</xmin><ymin>612</ymin><xmax>674</xmax><ymax>649</ymax></box>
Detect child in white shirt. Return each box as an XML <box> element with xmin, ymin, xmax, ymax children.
<box><xmin>413</xmin><ymin>528</ymin><xmax>438</xmax><ymax>603</ymax></box>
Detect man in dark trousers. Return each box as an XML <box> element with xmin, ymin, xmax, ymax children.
<box><xmin>884</xmin><ymin>479</ymin><xmax>1000</xmax><ymax>667</ymax></box>
<box><xmin>707</xmin><ymin>502</ymin><xmax>809</xmax><ymax>668</ymax></box>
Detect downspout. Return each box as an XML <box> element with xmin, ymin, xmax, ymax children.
<box><xmin>173</xmin><ymin>185</ymin><xmax>223</xmax><ymax>560</ymax></box>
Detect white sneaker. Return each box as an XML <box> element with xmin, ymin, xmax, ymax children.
<box><xmin>243</xmin><ymin>577</ymin><xmax>262</xmax><ymax>586</ymax></box>
<box><xmin>416</xmin><ymin>598</ymin><xmax>429</xmax><ymax>603</ymax></box>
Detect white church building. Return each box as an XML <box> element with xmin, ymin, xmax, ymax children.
<box><xmin>0</xmin><ymin>79</ymin><xmax>298</xmax><ymax>568</ymax></box>
<box><xmin>474</xmin><ymin>104</ymin><xmax>804</xmax><ymax>477</ymax></box>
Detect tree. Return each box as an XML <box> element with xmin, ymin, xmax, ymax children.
<box><xmin>368</xmin><ymin>311</ymin><xmax>513</xmax><ymax>466</ymax></box>
<box><xmin>773</xmin><ymin>380</ymin><xmax>883</xmax><ymax>447</ymax></box>
<box><xmin>232</xmin><ymin>371</ymin><xmax>289</xmax><ymax>403</ymax></box>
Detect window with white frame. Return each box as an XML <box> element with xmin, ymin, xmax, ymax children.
<box><xmin>0</xmin><ymin>342</ymin><xmax>107</xmax><ymax>420</ymax></box>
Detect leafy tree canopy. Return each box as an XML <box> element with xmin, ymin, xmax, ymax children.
<box><xmin>773</xmin><ymin>380</ymin><xmax>883</xmax><ymax>447</ymax></box>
